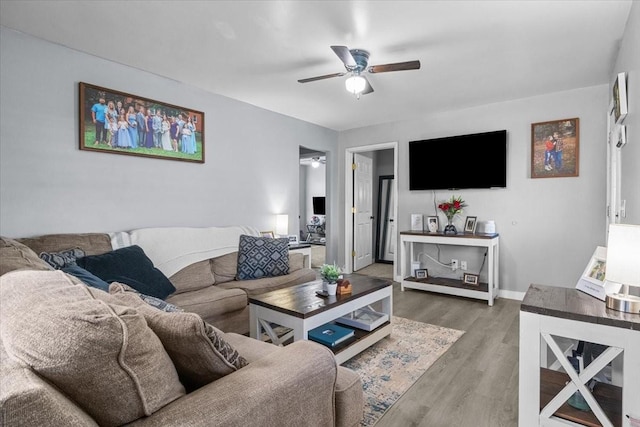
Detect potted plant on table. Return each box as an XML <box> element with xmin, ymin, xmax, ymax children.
<box><xmin>319</xmin><ymin>263</ymin><xmax>341</xmax><ymax>295</ymax></box>
<box><xmin>438</xmin><ymin>195</ymin><xmax>467</xmax><ymax>235</ymax></box>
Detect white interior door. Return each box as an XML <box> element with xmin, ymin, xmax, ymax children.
<box><xmin>353</xmin><ymin>153</ymin><xmax>373</xmax><ymax>270</ymax></box>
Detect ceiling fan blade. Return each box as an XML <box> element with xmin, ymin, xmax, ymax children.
<box><xmin>361</xmin><ymin>75</ymin><xmax>374</xmax><ymax>95</ymax></box>
<box><xmin>330</xmin><ymin>45</ymin><xmax>357</xmax><ymax>68</ymax></box>
<box><xmin>298</xmin><ymin>72</ymin><xmax>346</xmax><ymax>83</ymax></box>
<box><xmin>368</xmin><ymin>60</ymin><xmax>421</xmax><ymax>74</ymax></box>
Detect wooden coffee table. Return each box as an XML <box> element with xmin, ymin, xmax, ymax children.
<box><xmin>249</xmin><ymin>274</ymin><xmax>393</xmax><ymax>364</ymax></box>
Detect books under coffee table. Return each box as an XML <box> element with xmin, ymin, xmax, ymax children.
<box><xmin>308</xmin><ymin>323</ymin><xmax>355</xmax><ymax>347</ymax></box>
<box><xmin>248</xmin><ymin>273</ymin><xmax>392</xmax><ymax>364</ymax></box>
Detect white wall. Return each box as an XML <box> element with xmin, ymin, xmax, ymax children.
<box><xmin>612</xmin><ymin>2</ymin><xmax>639</xmax><ymax>225</ymax></box>
<box><xmin>339</xmin><ymin>85</ymin><xmax>609</xmax><ymax>294</ymax></box>
<box><xmin>0</xmin><ymin>27</ymin><xmax>342</xmax><ymax>260</ymax></box>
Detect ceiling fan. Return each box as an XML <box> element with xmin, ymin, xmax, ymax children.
<box><xmin>298</xmin><ymin>45</ymin><xmax>421</xmax><ymax>97</ymax></box>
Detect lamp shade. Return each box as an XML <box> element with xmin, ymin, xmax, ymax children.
<box><xmin>605</xmin><ymin>224</ymin><xmax>640</xmax><ymax>287</ymax></box>
<box><xmin>275</xmin><ymin>214</ymin><xmax>289</xmax><ymax>237</ymax></box>
<box><xmin>345</xmin><ymin>75</ymin><xmax>366</xmax><ymax>94</ymax></box>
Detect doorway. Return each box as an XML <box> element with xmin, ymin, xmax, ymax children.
<box><xmin>344</xmin><ymin>142</ymin><xmax>398</xmax><ymax>279</ymax></box>
<box><xmin>300</xmin><ymin>146</ymin><xmax>327</xmax><ymax>268</ymax></box>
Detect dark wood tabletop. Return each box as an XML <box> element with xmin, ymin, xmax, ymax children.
<box><xmin>521</xmin><ymin>284</ymin><xmax>640</xmax><ymax>331</ymax></box>
<box><xmin>248</xmin><ymin>273</ymin><xmax>392</xmax><ymax>319</ymax></box>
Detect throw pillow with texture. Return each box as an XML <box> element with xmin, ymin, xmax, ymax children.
<box><xmin>109</xmin><ymin>282</ymin><xmax>183</xmax><ymax>312</ymax></box>
<box><xmin>77</xmin><ymin>245</ymin><xmax>176</xmax><ymax>299</ymax></box>
<box><xmin>107</xmin><ymin>284</ymin><xmax>249</xmax><ymax>392</ymax></box>
<box><xmin>236</xmin><ymin>235</ymin><xmax>290</xmax><ymax>280</ymax></box>
<box><xmin>39</xmin><ymin>248</ymin><xmax>86</xmax><ymax>270</ymax></box>
<box><xmin>0</xmin><ymin>270</ymin><xmax>185</xmax><ymax>426</ymax></box>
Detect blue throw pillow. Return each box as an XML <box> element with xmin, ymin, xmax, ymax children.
<box><xmin>39</xmin><ymin>248</ymin><xmax>86</xmax><ymax>270</ymax></box>
<box><xmin>236</xmin><ymin>235</ymin><xmax>289</xmax><ymax>280</ymax></box>
<box><xmin>76</xmin><ymin>245</ymin><xmax>176</xmax><ymax>300</ymax></box>
<box><xmin>62</xmin><ymin>264</ymin><xmax>110</xmax><ymax>292</ymax></box>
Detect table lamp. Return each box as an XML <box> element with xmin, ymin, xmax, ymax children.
<box><xmin>604</xmin><ymin>223</ymin><xmax>640</xmax><ymax>313</ymax></box>
<box><xmin>275</xmin><ymin>214</ymin><xmax>289</xmax><ymax>237</ymax></box>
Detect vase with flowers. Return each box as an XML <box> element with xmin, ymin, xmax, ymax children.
<box><xmin>438</xmin><ymin>195</ymin><xmax>467</xmax><ymax>235</ymax></box>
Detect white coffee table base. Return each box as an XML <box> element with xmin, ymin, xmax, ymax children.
<box><xmin>250</xmin><ymin>286</ymin><xmax>392</xmax><ymax>365</ymax></box>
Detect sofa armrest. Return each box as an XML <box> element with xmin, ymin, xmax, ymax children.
<box><xmin>127</xmin><ymin>340</ymin><xmax>338</xmax><ymax>427</ymax></box>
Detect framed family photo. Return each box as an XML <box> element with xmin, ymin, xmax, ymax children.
<box><xmin>79</xmin><ymin>82</ymin><xmax>205</xmax><ymax>163</ymax></box>
<box><xmin>427</xmin><ymin>216</ymin><xmax>439</xmax><ymax>233</ymax></box>
<box><xmin>415</xmin><ymin>269</ymin><xmax>428</xmax><ymax>279</ymax></box>
<box><xmin>463</xmin><ymin>273</ymin><xmax>479</xmax><ymax>286</ymax></box>
<box><xmin>531</xmin><ymin>117</ymin><xmax>579</xmax><ymax>179</ymax></box>
<box><xmin>576</xmin><ymin>246</ymin><xmax>621</xmax><ymax>301</ymax></box>
<box><xmin>464</xmin><ymin>216</ymin><xmax>477</xmax><ymax>234</ymax></box>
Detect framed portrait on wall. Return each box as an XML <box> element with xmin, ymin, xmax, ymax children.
<box><xmin>79</xmin><ymin>82</ymin><xmax>205</xmax><ymax>163</ymax></box>
<box><xmin>612</xmin><ymin>72</ymin><xmax>628</xmax><ymax>124</ymax></box>
<box><xmin>531</xmin><ymin>118</ymin><xmax>579</xmax><ymax>179</ymax></box>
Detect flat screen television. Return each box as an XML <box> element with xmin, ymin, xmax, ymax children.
<box><xmin>312</xmin><ymin>196</ymin><xmax>326</xmax><ymax>215</ymax></box>
<box><xmin>409</xmin><ymin>130</ymin><xmax>507</xmax><ymax>190</ymax></box>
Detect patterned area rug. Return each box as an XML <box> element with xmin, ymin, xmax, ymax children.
<box><xmin>342</xmin><ymin>316</ymin><xmax>465</xmax><ymax>426</ymax></box>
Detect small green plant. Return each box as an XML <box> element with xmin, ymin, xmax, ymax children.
<box><xmin>319</xmin><ymin>263</ymin><xmax>341</xmax><ymax>283</ymax></box>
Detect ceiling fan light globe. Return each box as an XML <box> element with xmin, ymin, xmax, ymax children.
<box><xmin>345</xmin><ymin>75</ymin><xmax>366</xmax><ymax>94</ymax></box>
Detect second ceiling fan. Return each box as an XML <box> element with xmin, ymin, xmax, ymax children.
<box><xmin>298</xmin><ymin>45</ymin><xmax>420</xmax><ymax>96</ymax></box>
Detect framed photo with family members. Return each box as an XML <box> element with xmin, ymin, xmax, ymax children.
<box><xmin>575</xmin><ymin>246</ymin><xmax>622</xmax><ymax>301</ymax></box>
<box><xmin>531</xmin><ymin>118</ymin><xmax>579</xmax><ymax>179</ymax></box>
<box><xmin>79</xmin><ymin>82</ymin><xmax>205</xmax><ymax>163</ymax></box>
<box><xmin>464</xmin><ymin>216</ymin><xmax>477</xmax><ymax>234</ymax></box>
<box><xmin>426</xmin><ymin>216</ymin><xmax>439</xmax><ymax>233</ymax></box>
<box><xmin>415</xmin><ymin>269</ymin><xmax>428</xmax><ymax>279</ymax></box>
<box><xmin>463</xmin><ymin>273</ymin><xmax>479</xmax><ymax>286</ymax></box>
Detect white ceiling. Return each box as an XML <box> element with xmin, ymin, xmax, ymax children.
<box><xmin>0</xmin><ymin>1</ymin><xmax>632</xmax><ymax>131</ymax></box>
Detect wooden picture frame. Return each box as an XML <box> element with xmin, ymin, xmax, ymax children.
<box><xmin>613</xmin><ymin>72</ymin><xmax>628</xmax><ymax>124</ymax></box>
<box><xmin>463</xmin><ymin>273</ymin><xmax>479</xmax><ymax>286</ymax></box>
<box><xmin>79</xmin><ymin>82</ymin><xmax>204</xmax><ymax>163</ymax></box>
<box><xmin>260</xmin><ymin>231</ymin><xmax>275</xmax><ymax>238</ymax></box>
<box><xmin>464</xmin><ymin>216</ymin><xmax>477</xmax><ymax>234</ymax></box>
<box><xmin>531</xmin><ymin>118</ymin><xmax>579</xmax><ymax>178</ymax></box>
<box><xmin>426</xmin><ymin>216</ymin><xmax>439</xmax><ymax>233</ymax></box>
<box><xmin>415</xmin><ymin>269</ymin><xmax>428</xmax><ymax>279</ymax></box>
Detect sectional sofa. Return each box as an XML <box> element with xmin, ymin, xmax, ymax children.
<box><xmin>0</xmin><ymin>226</ymin><xmax>365</xmax><ymax>426</ymax></box>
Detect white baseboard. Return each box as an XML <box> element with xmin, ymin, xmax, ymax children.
<box><xmin>499</xmin><ymin>289</ymin><xmax>526</xmax><ymax>301</ymax></box>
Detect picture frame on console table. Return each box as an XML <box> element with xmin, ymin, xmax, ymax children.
<box><xmin>79</xmin><ymin>82</ymin><xmax>205</xmax><ymax>163</ymax></box>
<box><xmin>531</xmin><ymin>117</ymin><xmax>579</xmax><ymax>179</ymax></box>
<box><xmin>575</xmin><ymin>246</ymin><xmax>621</xmax><ymax>301</ymax></box>
<box><xmin>426</xmin><ymin>216</ymin><xmax>439</xmax><ymax>233</ymax></box>
<box><xmin>464</xmin><ymin>216</ymin><xmax>477</xmax><ymax>234</ymax></box>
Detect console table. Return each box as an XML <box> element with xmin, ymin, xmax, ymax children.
<box><xmin>399</xmin><ymin>231</ymin><xmax>499</xmax><ymax>306</ymax></box>
<box><xmin>519</xmin><ymin>284</ymin><xmax>640</xmax><ymax>427</ymax></box>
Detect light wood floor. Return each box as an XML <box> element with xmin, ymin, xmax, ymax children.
<box><xmin>376</xmin><ymin>283</ymin><xmax>520</xmax><ymax>427</ymax></box>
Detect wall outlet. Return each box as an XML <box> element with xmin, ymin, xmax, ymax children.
<box><xmin>461</xmin><ymin>261</ymin><xmax>467</xmax><ymax>271</ymax></box>
<box><xmin>451</xmin><ymin>259</ymin><xmax>458</xmax><ymax>271</ymax></box>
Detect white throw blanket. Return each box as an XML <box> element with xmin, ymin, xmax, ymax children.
<box><xmin>110</xmin><ymin>225</ymin><xmax>260</xmax><ymax>278</ymax></box>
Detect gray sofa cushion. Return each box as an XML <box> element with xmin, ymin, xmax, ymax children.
<box><xmin>0</xmin><ymin>270</ymin><xmax>185</xmax><ymax>426</ymax></box>
<box><xmin>169</xmin><ymin>259</ymin><xmax>215</xmax><ymax>294</ymax></box>
<box><xmin>218</xmin><ymin>267</ymin><xmax>318</xmax><ymax>297</ymax></box>
<box><xmin>0</xmin><ymin>236</ymin><xmax>53</xmax><ymax>276</ymax></box>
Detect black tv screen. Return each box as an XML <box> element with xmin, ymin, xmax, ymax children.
<box><xmin>409</xmin><ymin>130</ymin><xmax>507</xmax><ymax>190</ymax></box>
<box><xmin>312</xmin><ymin>197</ymin><xmax>326</xmax><ymax>215</ymax></box>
